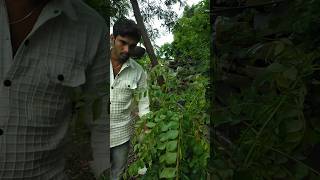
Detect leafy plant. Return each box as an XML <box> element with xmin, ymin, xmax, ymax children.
<box><xmin>213</xmin><ymin>0</ymin><xmax>320</xmax><ymax>179</ymax></box>
<box><xmin>124</xmin><ymin>57</ymin><xmax>210</xmax><ymax>179</ymax></box>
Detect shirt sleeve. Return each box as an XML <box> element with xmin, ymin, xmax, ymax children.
<box><xmin>137</xmin><ymin>70</ymin><xmax>150</xmax><ymax>117</ymax></box>
<box><xmin>82</xmin><ymin>27</ymin><xmax>110</xmax><ymax>177</ymax></box>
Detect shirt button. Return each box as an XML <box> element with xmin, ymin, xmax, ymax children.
<box><xmin>0</xmin><ymin>129</ymin><xmax>3</xmax><ymax>135</ymax></box>
<box><xmin>3</xmin><ymin>80</ymin><xmax>11</xmax><ymax>87</ymax></box>
<box><xmin>24</xmin><ymin>39</ymin><xmax>30</xmax><ymax>46</ymax></box>
<box><xmin>57</xmin><ymin>74</ymin><xmax>64</xmax><ymax>81</ymax></box>
<box><xmin>111</xmin><ymin>86</ymin><xmax>114</xmax><ymax>89</ymax></box>
<box><xmin>128</xmin><ymin>85</ymin><xmax>130</xmax><ymax>88</ymax></box>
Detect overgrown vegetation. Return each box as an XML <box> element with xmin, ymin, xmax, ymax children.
<box><xmin>213</xmin><ymin>0</ymin><xmax>320</xmax><ymax>179</ymax></box>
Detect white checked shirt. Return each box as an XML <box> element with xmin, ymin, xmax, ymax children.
<box><xmin>110</xmin><ymin>59</ymin><xmax>150</xmax><ymax>148</ymax></box>
<box><xmin>0</xmin><ymin>0</ymin><xmax>109</xmax><ymax>179</ymax></box>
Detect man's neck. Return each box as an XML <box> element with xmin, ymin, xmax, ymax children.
<box><xmin>5</xmin><ymin>0</ymin><xmax>49</xmax><ymax>23</ymax></box>
<box><xmin>111</xmin><ymin>58</ymin><xmax>121</xmax><ymax>68</ymax></box>
<box><xmin>5</xmin><ymin>0</ymin><xmax>36</xmax><ymax>16</ymax></box>
<box><xmin>5</xmin><ymin>0</ymin><xmax>49</xmax><ymax>57</ymax></box>
<box><xmin>111</xmin><ymin>49</ymin><xmax>122</xmax><ymax>67</ymax></box>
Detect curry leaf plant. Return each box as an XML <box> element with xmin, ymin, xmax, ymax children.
<box><xmin>124</xmin><ymin>57</ymin><xmax>210</xmax><ymax>179</ymax></box>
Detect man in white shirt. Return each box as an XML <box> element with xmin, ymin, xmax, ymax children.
<box><xmin>110</xmin><ymin>18</ymin><xmax>150</xmax><ymax>179</ymax></box>
<box><xmin>0</xmin><ymin>0</ymin><xmax>109</xmax><ymax>179</ymax></box>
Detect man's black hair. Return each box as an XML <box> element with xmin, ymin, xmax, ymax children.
<box><xmin>113</xmin><ymin>18</ymin><xmax>141</xmax><ymax>42</ymax></box>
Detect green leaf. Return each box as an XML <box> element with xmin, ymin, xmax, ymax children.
<box><xmin>160</xmin><ymin>133</ymin><xmax>169</xmax><ymax>142</ymax></box>
<box><xmin>267</xmin><ymin>63</ymin><xmax>286</xmax><ymax>73</ymax></box>
<box><xmin>230</xmin><ymin>103</ymin><xmax>241</xmax><ymax>115</ymax></box>
<box><xmin>160</xmin><ymin>152</ymin><xmax>177</xmax><ymax>165</ymax></box>
<box><xmin>134</xmin><ymin>144</ymin><xmax>140</xmax><ymax>151</ymax></box>
<box><xmin>127</xmin><ymin>161</ymin><xmax>141</xmax><ymax>177</ymax></box>
<box><xmin>166</xmin><ymin>140</ymin><xmax>178</xmax><ymax>151</ymax></box>
<box><xmin>159</xmin><ymin>168</ymin><xmax>176</xmax><ymax>178</ymax></box>
<box><xmin>161</xmin><ymin>123</ymin><xmax>169</xmax><ymax>132</ymax></box>
<box><xmin>193</xmin><ymin>143</ymin><xmax>204</xmax><ymax>155</ymax></box>
<box><xmin>160</xmin><ymin>114</ymin><xmax>166</xmax><ymax>120</ymax></box>
<box><xmin>280</xmin><ymin>38</ymin><xmax>293</xmax><ymax>45</ymax></box>
<box><xmin>285</xmin><ymin>118</ymin><xmax>304</xmax><ymax>133</ymax></box>
<box><xmin>165</xmin><ymin>152</ymin><xmax>177</xmax><ymax>164</ymax></box>
<box><xmin>161</xmin><ymin>121</ymin><xmax>179</xmax><ymax>132</ymax></box>
<box><xmin>283</xmin><ymin>67</ymin><xmax>298</xmax><ymax>81</ymax></box>
<box><xmin>157</xmin><ymin>142</ymin><xmax>166</xmax><ymax>150</ymax></box>
<box><xmin>166</xmin><ymin>130</ymin><xmax>179</xmax><ymax>140</ymax></box>
<box><xmin>274</xmin><ymin>42</ymin><xmax>285</xmax><ymax>56</ymax></box>
<box><xmin>171</xmin><ymin>114</ymin><xmax>180</xmax><ymax>121</ymax></box>
<box><xmin>146</xmin><ymin>122</ymin><xmax>156</xmax><ymax>128</ymax></box>
<box><xmin>276</xmin><ymin>75</ymin><xmax>290</xmax><ymax>88</ymax></box>
<box><xmin>155</xmin><ymin>116</ymin><xmax>162</xmax><ymax>122</ymax></box>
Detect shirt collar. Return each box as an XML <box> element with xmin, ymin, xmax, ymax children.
<box><xmin>109</xmin><ymin>56</ymin><xmax>136</xmax><ymax>70</ymax></box>
<box><xmin>50</xmin><ymin>0</ymin><xmax>78</xmax><ymax>21</ymax></box>
<box><xmin>124</xmin><ymin>59</ymin><xmax>136</xmax><ymax>70</ymax></box>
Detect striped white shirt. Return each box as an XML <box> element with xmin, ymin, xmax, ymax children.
<box><xmin>110</xmin><ymin>59</ymin><xmax>150</xmax><ymax>148</ymax></box>
<box><xmin>0</xmin><ymin>0</ymin><xmax>109</xmax><ymax>179</ymax></box>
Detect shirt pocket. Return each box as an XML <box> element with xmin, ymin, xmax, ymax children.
<box><xmin>43</xmin><ymin>54</ymin><xmax>86</xmax><ymax>88</ymax></box>
<box><xmin>111</xmin><ymin>80</ymin><xmax>137</xmax><ymax>102</ymax></box>
<box><xmin>120</xmin><ymin>80</ymin><xmax>137</xmax><ymax>90</ymax></box>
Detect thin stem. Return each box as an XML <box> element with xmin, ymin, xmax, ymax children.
<box><xmin>260</xmin><ymin>144</ymin><xmax>320</xmax><ymax>176</ymax></box>
<box><xmin>176</xmin><ymin>113</ymin><xmax>183</xmax><ymax>180</ymax></box>
<box><xmin>243</xmin><ymin>96</ymin><xmax>286</xmax><ymax>167</ymax></box>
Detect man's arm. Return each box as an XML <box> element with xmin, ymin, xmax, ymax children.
<box><xmin>82</xmin><ymin>27</ymin><xmax>110</xmax><ymax>178</ymax></box>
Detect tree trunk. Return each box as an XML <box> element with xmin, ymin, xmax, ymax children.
<box><xmin>130</xmin><ymin>0</ymin><xmax>158</xmax><ymax>67</ymax></box>
<box><xmin>130</xmin><ymin>0</ymin><xmax>164</xmax><ymax>85</ymax></box>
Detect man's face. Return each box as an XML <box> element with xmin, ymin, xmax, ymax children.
<box><xmin>111</xmin><ymin>35</ymin><xmax>138</xmax><ymax>64</ymax></box>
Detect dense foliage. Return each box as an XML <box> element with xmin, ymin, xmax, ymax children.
<box><xmin>171</xmin><ymin>0</ymin><xmax>210</xmax><ymax>70</ymax></box>
<box><xmin>213</xmin><ymin>0</ymin><xmax>320</xmax><ymax>179</ymax></box>
<box><xmin>157</xmin><ymin>0</ymin><xmax>210</xmax><ymax>73</ymax></box>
